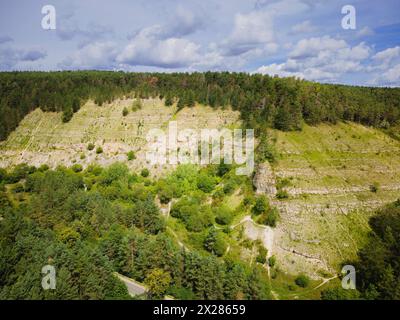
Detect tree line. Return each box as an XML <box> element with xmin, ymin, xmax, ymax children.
<box><xmin>1</xmin><ymin>71</ymin><xmax>399</xmax><ymax>140</ymax></box>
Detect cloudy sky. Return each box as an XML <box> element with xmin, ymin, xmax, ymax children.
<box><xmin>0</xmin><ymin>0</ymin><xmax>399</xmax><ymax>86</ymax></box>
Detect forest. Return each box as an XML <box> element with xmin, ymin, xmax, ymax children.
<box><xmin>0</xmin><ymin>162</ymin><xmax>272</xmax><ymax>299</ymax></box>
<box><xmin>1</xmin><ymin>71</ymin><xmax>400</xmax><ymax>141</ymax></box>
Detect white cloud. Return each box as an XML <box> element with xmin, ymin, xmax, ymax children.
<box><xmin>222</xmin><ymin>10</ymin><xmax>276</xmax><ymax>57</ymax></box>
<box><xmin>356</xmin><ymin>26</ymin><xmax>374</xmax><ymax>38</ymax></box>
<box><xmin>290</xmin><ymin>20</ymin><xmax>317</xmax><ymax>34</ymax></box>
<box><xmin>255</xmin><ymin>36</ymin><xmax>372</xmax><ymax>82</ymax></box>
<box><xmin>372</xmin><ymin>46</ymin><xmax>400</xmax><ymax>64</ymax></box>
<box><xmin>117</xmin><ymin>26</ymin><xmax>200</xmax><ymax>68</ymax></box>
<box><xmin>59</xmin><ymin>42</ymin><xmax>117</xmax><ymax>69</ymax></box>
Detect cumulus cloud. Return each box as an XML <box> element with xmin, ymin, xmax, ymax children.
<box><xmin>219</xmin><ymin>8</ymin><xmax>278</xmax><ymax>59</ymax></box>
<box><xmin>356</xmin><ymin>26</ymin><xmax>375</xmax><ymax>38</ymax></box>
<box><xmin>59</xmin><ymin>41</ymin><xmax>117</xmax><ymax>69</ymax></box>
<box><xmin>255</xmin><ymin>36</ymin><xmax>371</xmax><ymax>82</ymax></box>
<box><xmin>117</xmin><ymin>25</ymin><xmax>200</xmax><ymax>68</ymax></box>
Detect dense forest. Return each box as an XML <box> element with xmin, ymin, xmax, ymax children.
<box><xmin>0</xmin><ymin>162</ymin><xmax>272</xmax><ymax>299</ymax></box>
<box><xmin>322</xmin><ymin>200</ymin><xmax>400</xmax><ymax>300</ymax></box>
<box><xmin>1</xmin><ymin>71</ymin><xmax>400</xmax><ymax>141</ymax></box>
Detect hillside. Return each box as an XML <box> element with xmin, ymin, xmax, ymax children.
<box><xmin>1</xmin><ymin>97</ymin><xmax>400</xmax><ymax>288</ymax></box>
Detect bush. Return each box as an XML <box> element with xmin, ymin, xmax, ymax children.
<box><xmin>259</xmin><ymin>207</ymin><xmax>279</xmax><ymax>227</ymax></box>
<box><xmin>12</xmin><ymin>183</ymin><xmax>25</xmax><ymax>193</ymax></box>
<box><xmin>87</xmin><ymin>143</ymin><xmax>95</xmax><ymax>151</ymax></box>
<box><xmin>252</xmin><ymin>196</ymin><xmax>269</xmax><ymax>215</ymax></box>
<box><xmin>62</xmin><ymin>108</ymin><xmax>73</xmax><ymax>123</ymax></box>
<box><xmin>268</xmin><ymin>255</ymin><xmax>276</xmax><ymax>267</ymax></box>
<box><xmin>276</xmin><ymin>190</ymin><xmax>289</xmax><ymax>199</ymax></box>
<box><xmin>38</xmin><ymin>164</ymin><xmax>49</xmax><ymax>172</ymax></box>
<box><xmin>71</xmin><ymin>164</ymin><xmax>83</xmax><ymax>173</ymax></box>
<box><xmin>197</xmin><ymin>173</ymin><xmax>216</xmax><ymax>193</ymax></box>
<box><xmin>256</xmin><ymin>246</ymin><xmax>268</xmax><ymax>264</ymax></box>
<box><xmin>96</xmin><ymin>146</ymin><xmax>103</xmax><ymax>154</ymax></box>
<box><xmin>214</xmin><ymin>206</ymin><xmax>234</xmax><ymax>225</ymax></box>
<box><xmin>223</xmin><ymin>180</ymin><xmax>236</xmax><ymax>195</ymax></box>
<box><xmin>159</xmin><ymin>188</ymin><xmax>173</xmax><ymax>204</ymax></box>
<box><xmin>295</xmin><ymin>274</ymin><xmax>310</xmax><ymax>288</ymax></box>
<box><xmin>370</xmin><ymin>182</ymin><xmax>379</xmax><ymax>193</ymax></box>
<box><xmin>131</xmin><ymin>99</ymin><xmax>142</xmax><ymax>111</ymax></box>
<box><xmin>122</xmin><ymin>107</ymin><xmax>129</xmax><ymax>116</ymax></box>
<box><xmin>0</xmin><ymin>168</ymin><xmax>7</xmax><ymax>182</ymax></box>
<box><xmin>141</xmin><ymin>168</ymin><xmax>149</xmax><ymax>177</ymax></box>
<box><xmin>127</xmin><ymin>151</ymin><xmax>136</xmax><ymax>161</ymax></box>
<box><xmin>204</xmin><ymin>229</ymin><xmax>227</xmax><ymax>256</ymax></box>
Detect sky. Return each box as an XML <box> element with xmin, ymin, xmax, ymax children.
<box><xmin>0</xmin><ymin>0</ymin><xmax>399</xmax><ymax>86</ymax></box>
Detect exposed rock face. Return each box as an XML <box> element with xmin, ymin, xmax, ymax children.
<box><xmin>253</xmin><ymin>162</ymin><xmax>277</xmax><ymax>196</ymax></box>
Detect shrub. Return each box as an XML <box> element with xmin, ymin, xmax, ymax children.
<box><xmin>370</xmin><ymin>182</ymin><xmax>379</xmax><ymax>193</ymax></box>
<box><xmin>80</xmin><ymin>153</ymin><xmax>86</xmax><ymax>160</ymax></box>
<box><xmin>71</xmin><ymin>164</ymin><xmax>83</xmax><ymax>173</ymax></box>
<box><xmin>62</xmin><ymin>108</ymin><xmax>73</xmax><ymax>123</ymax></box>
<box><xmin>256</xmin><ymin>246</ymin><xmax>268</xmax><ymax>264</ymax></box>
<box><xmin>197</xmin><ymin>173</ymin><xmax>216</xmax><ymax>193</ymax></box>
<box><xmin>268</xmin><ymin>255</ymin><xmax>276</xmax><ymax>267</ymax></box>
<box><xmin>12</xmin><ymin>183</ymin><xmax>25</xmax><ymax>193</ymax></box>
<box><xmin>252</xmin><ymin>195</ymin><xmax>269</xmax><ymax>215</ymax></box>
<box><xmin>38</xmin><ymin>164</ymin><xmax>49</xmax><ymax>172</ymax></box>
<box><xmin>223</xmin><ymin>180</ymin><xmax>236</xmax><ymax>195</ymax></box>
<box><xmin>214</xmin><ymin>206</ymin><xmax>234</xmax><ymax>225</ymax></box>
<box><xmin>276</xmin><ymin>190</ymin><xmax>289</xmax><ymax>199</ymax></box>
<box><xmin>96</xmin><ymin>146</ymin><xmax>103</xmax><ymax>154</ymax></box>
<box><xmin>141</xmin><ymin>168</ymin><xmax>149</xmax><ymax>177</ymax></box>
<box><xmin>159</xmin><ymin>188</ymin><xmax>173</xmax><ymax>204</ymax></box>
<box><xmin>259</xmin><ymin>207</ymin><xmax>279</xmax><ymax>227</ymax></box>
<box><xmin>204</xmin><ymin>229</ymin><xmax>227</xmax><ymax>256</ymax></box>
<box><xmin>87</xmin><ymin>143</ymin><xmax>95</xmax><ymax>151</ymax></box>
<box><xmin>122</xmin><ymin>107</ymin><xmax>129</xmax><ymax>116</ymax></box>
<box><xmin>131</xmin><ymin>99</ymin><xmax>142</xmax><ymax>111</ymax></box>
<box><xmin>295</xmin><ymin>274</ymin><xmax>310</xmax><ymax>288</ymax></box>
<box><xmin>127</xmin><ymin>151</ymin><xmax>136</xmax><ymax>161</ymax></box>
<box><xmin>0</xmin><ymin>168</ymin><xmax>7</xmax><ymax>182</ymax></box>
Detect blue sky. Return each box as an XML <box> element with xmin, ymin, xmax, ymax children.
<box><xmin>0</xmin><ymin>0</ymin><xmax>399</xmax><ymax>86</ymax></box>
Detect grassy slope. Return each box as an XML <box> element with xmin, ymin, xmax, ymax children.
<box><xmin>270</xmin><ymin>122</ymin><xmax>400</xmax><ymax>282</ymax></box>
<box><xmin>2</xmin><ymin>100</ymin><xmax>400</xmax><ymax>298</ymax></box>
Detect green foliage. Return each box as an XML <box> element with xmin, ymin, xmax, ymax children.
<box><xmin>321</xmin><ymin>287</ymin><xmax>360</xmax><ymax>300</ymax></box>
<box><xmin>252</xmin><ymin>195</ymin><xmax>269</xmax><ymax>215</ymax></box>
<box><xmin>268</xmin><ymin>255</ymin><xmax>276</xmax><ymax>267</ymax></box>
<box><xmin>141</xmin><ymin>168</ymin><xmax>149</xmax><ymax>177</ymax></box>
<box><xmin>276</xmin><ymin>189</ymin><xmax>289</xmax><ymax>199</ymax></box>
<box><xmin>196</xmin><ymin>173</ymin><xmax>216</xmax><ymax>193</ymax></box>
<box><xmin>214</xmin><ymin>205</ymin><xmax>234</xmax><ymax>225</ymax></box>
<box><xmin>145</xmin><ymin>268</ymin><xmax>171</xmax><ymax>299</ymax></box>
<box><xmin>1</xmin><ymin>71</ymin><xmax>400</xmax><ymax>143</ymax></box>
<box><xmin>62</xmin><ymin>108</ymin><xmax>73</xmax><ymax>123</ymax></box>
<box><xmin>127</xmin><ymin>150</ymin><xmax>136</xmax><ymax>161</ymax></box>
<box><xmin>87</xmin><ymin>143</ymin><xmax>95</xmax><ymax>151</ymax></box>
<box><xmin>131</xmin><ymin>98</ymin><xmax>142</xmax><ymax>112</ymax></box>
<box><xmin>256</xmin><ymin>246</ymin><xmax>268</xmax><ymax>264</ymax></box>
<box><xmin>295</xmin><ymin>274</ymin><xmax>310</xmax><ymax>288</ymax></box>
<box><xmin>204</xmin><ymin>229</ymin><xmax>227</xmax><ymax>257</ymax></box>
<box><xmin>171</xmin><ymin>197</ymin><xmax>213</xmax><ymax>232</ymax></box>
<box><xmin>370</xmin><ymin>182</ymin><xmax>379</xmax><ymax>193</ymax></box>
<box><xmin>96</xmin><ymin>146</ymin><xmax>103</xmax><ymax>154</ymax></box>
<box><xmin>71</xmin><ymin>164</ymin><xmax>83</xmax><ymax>173</ymax></box>
<box><xmin>352</xmin><ymin>200</ymin><xmax>400</xmax><ymax>300</ymax></box>
<box><xmin>258</xmin><ymin>207</ymin><xmax>279</xmax><ymax>227</ymax></box>
<box><xmin>164</xmin><ymin>95</ymin><xmax>173</xmax><ymax>107</ymax></box>
<box><xmin>122</xmin><ymin>107</ymin><xmax>129</xmax><ymax>116</ymax></box>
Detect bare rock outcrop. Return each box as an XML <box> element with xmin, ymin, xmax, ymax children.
<box><xmin>253</xmin><ymin>162</ymin><xmax>277</xmax><ymax>196</ymax></box>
